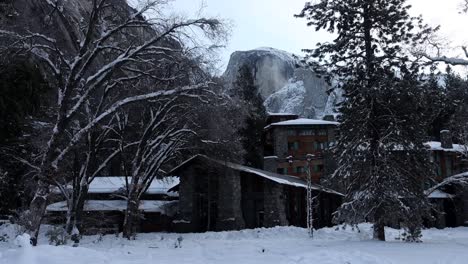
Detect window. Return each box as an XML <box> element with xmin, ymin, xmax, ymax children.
<box><xmin>322</xmin><ymin>142</ymin><xmax>328</xmax><ymax>149</ymax></box>
<box><xmin>294</xmin><ymin>166</ymin><xmax>305</xmax><ymax>174</ymax></box>
<box><xmin>446</xmin><ymin>156</ymin><xmax>453</xmax><ymax>176</ymax></box>
<box><xmin>314</xmin><ymin>164</ymin><xmax>324</xmax><ymax>173</ymax></box>
<box><xmin>317</xmin><ymin>129</ymin><xmax>327</xmax><ymax>136</ymax></box>
<box><xmin>314</xmin><ymin>142</ymin><xmax>327</xmax><ymax>151</ymax></box>
<box><xmin>277</xmin><ymin>168</ymin><xmax>287</xmax><ymax>175</ymax></box>
<box><xmin>288</xmin><ymin>141</ymin><xmax>299</xmax><ymax>150</ymax></box>
<box><xmin>314</xmin><ymin>142</ymin><xmax>322</xmax><ymax>150</ymax></box>
<box><xmin>299</xmin><ymin>129</ymin><xmax>315</xmax><ymax>136</ymax></box>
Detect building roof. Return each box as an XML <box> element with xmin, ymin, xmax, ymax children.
<box><xmin>427</xmin><ymin>190</ymin><xmax>454</xmax><ymax>199</ymax></box>
<box><xmin>51</xmin><ymin>176</ymin><xmax>179</xmax><ymax>196</ymax></box>
<box><xmin>424</xmin><ymin>141</ymin><xmax>466</xmax><ymax>153</ymax></box>
<box><xmin>168</xmin><ymin>155</ymin><xmax>343</xmax><ymax>196</ymax></box>
<box><xmin>46</xmin><ymin>200</ymin><xmax>178</xmax><ymax>215</ymax></box>
<box><xmin>265</xmin><ymin>118</ymin><xmax>339</xmax><ymax>129</ymax></box>
<box><xmin>267</xmin><ymin>112</ymin><xmax>298</xmax><ymax>116</ymax></box>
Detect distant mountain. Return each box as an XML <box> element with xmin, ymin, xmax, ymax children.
<box><xmin>223</xmin><ymin>47</ymin><xmax>339</xmax><ymax>118</ymax></box>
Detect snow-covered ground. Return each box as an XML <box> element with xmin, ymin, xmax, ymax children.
<box><xmin>1</xmin><ymin>223</ymin><xmax>468</xmax><ymax>264</ymax></box>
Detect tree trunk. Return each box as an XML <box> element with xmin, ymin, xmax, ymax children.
<box><xmin>123</xmin><ymin>192</ymin><xmax>140</xmax><ymax>239</ymax></box>
<box><xmin>65</xmin><ymin>192</ymin><xmax>86</xmax><ymax>244</ymax></box>
<box><xmin>373</xmin><ymin>207</ymin><xmax>386</xmax><ymax>241</ymax></box>
<box><xmin>26</xmin><ymin>179</ymin><xmax>49</xmax><ymax>246</ymax></box>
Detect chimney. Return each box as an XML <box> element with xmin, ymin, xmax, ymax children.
<box><xmin>440</xmin><ymin>130</ymin><xmax>453</xmax><ymax>149</ymax></box>
<box><xmin>263</xmin><ymin>156</ymin><xmax>279</xmax><ymax>173</ymax></box>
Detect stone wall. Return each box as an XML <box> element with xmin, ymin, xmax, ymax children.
<box><xmin>263</xmin><ymin>156</ymin><xmax>279</xmax><ymax>173</ymax></box>
<box><xmin>327</xmin><ymin>126</ymin><xmax>336</xmax><ymax>143</ymax></box>
<box><xmin>216</xmin><ymin>168</ymin><xmax>245</xmax><ymax>230</ymax></box>
<box><xmin>273</xmin><ymin>128</ymin><xmax>288</xmax><ymax>158</ymax></box>
<box><xmin>440</xmin><ymin>130</ymin><xmax>453</xmax><ymax>149</ymax></box>
<box><xmin>263</xmin><ymin>180</ymin><xmax>288</xmax><ymax>227</ymax></box>
<box><xmin>174</xmin><ymin>166</ymin><xmax>196</xmax><ymax>232</ymax></box>
<box><xmin>462</xmin><ymin>187</ymin><xmax>468</xmax><ymax>226</ymax></box>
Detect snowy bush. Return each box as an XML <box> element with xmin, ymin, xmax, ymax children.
<box><xmin>401</xmin><ymin>228</ymin><xmax>423</xmax><ymax>243</ymax></box>
<box><xmin>46</xmin><ymin>226</ymin><xmax>68</xmax><ymax>246</ymax></box>
<box><xmin>0</xmin><ymin>233</ymin><xmax>8</xmax><ymax>242</ymax></box>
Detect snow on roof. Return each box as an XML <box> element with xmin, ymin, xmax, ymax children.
<box><xmin>427</xmin><ymin>190</ymin><xmax>454</xmax><ymax>199</ymax></box>
<box><xmin>169</xmin><ymin>155</ymin><xmax>343</xmax><ymax>196</ymax></box>
<box><xmin>424</xmin><ymin>141</ymin><xmax>466</xmax><ymax>153</ymax></box>
<box><xmin>47</xmin><ymin>200</ymin><xmax>178</xmax><ymax>215</ymax></box>
<box><xmin>267</xmin><ymin>118</ymin><xmax>339</xmax><ymax>128</ymax></box>
<box><xmin>267</xmin><ymin>112</ymin><xmax>298</xmax><ymax>116</ymax></box>
<box><xmin>52</xmin><ymin>177</ymin><xmax>179</xmax><ymax>196</ymax></box>
<box><xmin>89</xmin><ymin>176</ymin><xmax>178</xmax><ymax>195</ymax></box>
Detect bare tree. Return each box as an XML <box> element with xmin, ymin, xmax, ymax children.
<box><xmin>415</xmin><ymin>0</ymin><xmax>468</xmax><ymax>66</ymax></box>
<box><xmin>118</xmin><ymin>96</ymin><xmax>198</xmax><ymax>239</ymax></box>
<box><xmin>52</xmin><ymin>113</ymin><xmax>139</xmax><ymax>243</ymax></box>
<box><xmin>418</xmin><ymin>43</ymin><xmax>468</xmax><ymax>66</ymax></box>
<box><xmin>0</xmin><ymin>0</ymin><xmax>225</xmax><ymax>245</ymax></box>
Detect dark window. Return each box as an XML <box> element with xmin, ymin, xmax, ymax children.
<box><xmin>315</xmin><ymin>142</ymin><xmax>321</xmax><ymax>150</ymax></box>
<box><xmin>294</xmin><ymin>166</ymin><xmax>305</xmax><ymax>174</ymax></box>
<box><xmin>288</xmin><ymin>141</ymin><xmax>299</xmax><ymax>150</ymax></box>
<box><xmin>315</xmin><ymin>142</ymin><xmax>327</xmax><ymax>150</ymax></box>
<box><xmin>314</xmin><ymin>164</ymin><xmax>324</xmax><ymax>172</ymax></box>
<box><xmin>299</xmin><ymin>130</ymin><xmax>314</xmax><ymax>136</ymax></box>
<box><xmin>277</xmin><ymin>168</ymin><xmax>287</xmax><ymax>175</ymax></box>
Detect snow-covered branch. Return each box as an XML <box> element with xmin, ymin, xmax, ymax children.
<box><xmin>52</xmin><ymin>83</ymin><xmax>210</xmax><ymax>168</ymax></box>
<box><xmin>0</xmin><ymin>0</ymin><xmax>226</xmax><ymax>244</ymax></box>
<box><xmin>426</xmin><ymin>171</ymin><xmax>468</xmax><ymax>195</ymax></box>
<box><xmin>420</xmin><ymin>53</ymin><xmax>468</xmax><ymax>66</ymax></box>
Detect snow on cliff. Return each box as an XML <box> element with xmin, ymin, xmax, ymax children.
<box><xmin>223</xmin><ymin>47</ymin><xmax>338</xmax><ymax>118</ymax></box>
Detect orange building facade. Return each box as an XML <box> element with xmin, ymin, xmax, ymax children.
<box><xmin>263</xmin><ymin>114</ymin><xmax>338</xmax><ymax>183</ymax></box>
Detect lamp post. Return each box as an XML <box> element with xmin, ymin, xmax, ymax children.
<box><xmin>288</xmin><ymin>153</ymin><xmax>316</xmax><ymax>238</ymax></box>
<box><xmin>305</xmin><ymin>154</ymin><xmax>315</xmax><ymax>238</ymax></box>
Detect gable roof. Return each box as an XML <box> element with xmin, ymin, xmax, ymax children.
<box><xmin>267</xmin><ymin>112</ymin><xmax>298</xmax><ymax>117</ymax></box>
<box><xmin>169</xmin><ymin>155</ymin><xmax>343</xmax><ymax>196</ymax></box>
<box><xmin>51</xmin><ymin>176</ymin><xmax>179</xmax><ymax>196</ymax></box>
<box><xmin>265</xmin><ymin>118</ymin><xmax>339</xmax><ymax>130</ymax></box>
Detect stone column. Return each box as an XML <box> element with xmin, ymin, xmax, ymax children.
<box><xmin>434</xmin><ymin>200</ymin><xmax>447</xmax><ymax>229</ymax></box>
<box><xmin>174</xmin><ymin>168</ymin><xmax>196</xmax><ymax>232</ymax></box>
<box><xmin>263</xmin><ymin>156</ymin><xmax>279</xmax><ymax>173</ymax></box>
<box><xmin>462</xmin><ymin>187</ymin><xmax>468</xmax><ymax>226</ymax></box>
<box><xmin>216</xmin><ymin>168</ymin><xmax>245</xmax><ymax>231</ymax></box>
<box><xmin>273</xmin><ymin>128</ymin><xmax>288</xmax><ymax>158</ymax></box>
<box><xmin>440</xmin><ymin>130</ymin><xmax>453</xmax><ymax>149</ymax></box>
<box><xmin>263</xmin><ymin>181</ymin><xmax>288</xmax><ymax>227</ymax></box>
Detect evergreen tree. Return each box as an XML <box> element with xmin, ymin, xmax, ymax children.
<box><xmin>0</xmin><ymin>61</ymin><xmax>48</xmax><ymax>216</ymax></box>
<box><xmin>297</xmin><ymin>0</ymin><xmax>436</xmax><ymax>241</ymax></box>
<box><xmin>420</xmin><ymin>66</ymin><xmax>451</xmax><ymax>139</ymax></box>
<box><xmin>232</xmin><ymin>65</ymin><xmax>267</xmax><ymax>168</ymax></box>
<box><xmin>444</xmin><ymin>67</ymin><xmax>468</xmax><ymax>147</ymax></box>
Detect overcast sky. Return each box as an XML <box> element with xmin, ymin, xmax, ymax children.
<box><xmin>166</xmin><ymin>0</ymin><xmax>468</xmax><ymax>72</ymax></box>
